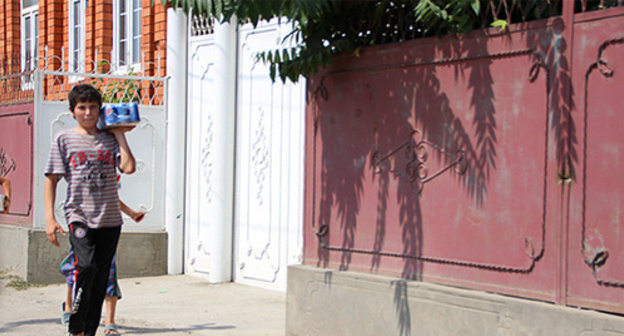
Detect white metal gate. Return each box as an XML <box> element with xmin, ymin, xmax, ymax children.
<box><xmin>186</xmin><ymin>19</ymin><xmax>304</xmax><ymax>290</ymax></box>
<box><xmin>186</xmin><ymin>32</ymin><xmax>221</xmax><ymax>277</ymax></box>
<box><xmin>31</xmin><ymin>69</ymin><xmax>167</xmax><ymax>233</ymax></box>
<box><xmin>234</xmin><ymin>21</ymin><xmax>305</xmax><ymax>290</ymax></box>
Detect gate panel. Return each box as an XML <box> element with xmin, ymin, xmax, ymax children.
<box><xmin>0</xmin><ymin>103</ymin><xmax>33</xmax><ymax>225</ymax></box>
<box><xmin>567</xmin><ymin>10</ymin><xmax>624</xmax><ymax>313</ymax></box>
<box><xmin>304</xmin><ymin>24</ymin><xmax>562</xmax><ymax>301</ymax></box>
<box><xmin>33</xmin><ymin>100</ymin><xmax>166</xmax><ymax>231</ymax></box>
<box><xmin>186</xmin><ymin>35</ymin><xmax>219</xmax><ymax>276</ymax></box>
<box><xmin>31</xmin><ymin>69</ymin><xmax>167</xmax><ymax>232</ymax></box>
<box><xmin>234</xmin><ymin>21</ymin><xmax>305</xmax><ymax>291</ymax></box>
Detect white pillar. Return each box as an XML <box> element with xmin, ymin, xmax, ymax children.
<box><xmin>208</xmin><ymin>17</ymin><xmax>237</xmax><ymax>283</ymax></box>
<box><xmin>165</xmin><ymin>8</ymin><xmax>188</xmax><ymax>275</ymax></box>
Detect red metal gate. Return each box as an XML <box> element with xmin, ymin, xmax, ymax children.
<box><xmin>567</xmin><ymin>7</ymin><xmax>624</xmax><ymax>313</ymax></box>
<box><xmin>303</xmin><ymin>4</ymin><xmax>624</xmax><ymax>314</ymax></box>
<box><xmin>0</xmin><ymin>102</ymin><xmax>33</xmax><ymax>227</ymax></box>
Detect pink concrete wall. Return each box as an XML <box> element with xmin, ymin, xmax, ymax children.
<box><xmin>303</xmin><ymin>7</ymin><xmax>624</xmax><ymax>314</ymax></box>
<box><xmin>0</xmin><ymin>102</ymin><xmax>34</xmax><ymax>227</ymax></box>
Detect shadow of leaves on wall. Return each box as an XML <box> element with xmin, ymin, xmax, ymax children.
<box><xmin>310</xmin><ymin>20</ymin><xmax>569</xmax><ymax>285</ymax></box>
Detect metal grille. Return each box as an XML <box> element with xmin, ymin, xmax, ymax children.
<box><xmin>485</xmin><ymin>0</ymin><xmax>562</xmax><ymax>23</ymax></box>
<box><xmin>0</xmin><ymin>72</ymin><xmax>34</xmax><ymax>105</ymax></box>
<box><xmin>191</xmin><ymin>14</ymin><xmax>214</xmax><ymax>36</ymax></box>
<box><xmin>0</xmin><ymin>46</ymin><xmax>166</xmax><ymax>106</ymax></box>
<box><xmin>577</xmin><ymin>0</ymin><xmax>624</xmax><ymax>13</ymax></box>
<box><xmin>39</xmin><ymin>71</ymin><xmax>166</xmax><ymax>106</ymax></box>
<box><xmin>0</xmin><ymin>52</ymin><xmax>22</xmax><ymax>76</ymax></box>
<box><xmin>0</xmin><ymin>52</ymin><xmax>35</xmax><ymax>105</ymax></box>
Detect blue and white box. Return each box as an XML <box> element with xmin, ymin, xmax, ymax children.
<box><xmin>99</xmin><ymin>102</ymin><xmax>141</xmax><ymax>129</ymax></box>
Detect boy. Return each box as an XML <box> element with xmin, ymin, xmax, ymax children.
<box><xmin>44</xmin><ymin>84</ymin><xmax>136</xmax><ymax>336</ymax></box>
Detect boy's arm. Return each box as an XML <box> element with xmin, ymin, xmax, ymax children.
<box><xmin>110</xmin><ymin>127</ymin><xmax>136</xmax><ymax>174</ymax></box>
<box><xmin>119</xmin><ymin>200</ymin><xmax>132</xmax><ymax>215</ymax></box>
<box><xmin>44</xmin><ymin>174</ymin><xmax>65</xmax><ymax>246</ymax></box>
<box><xmin>119</xmin><ymin>199</ymin><xmax>145</xmax><ymax>222</ymax></box>
<box><xmin>0</xmin><ymin>176</ymin><xmax>10</xmax><ymax>213</ymax></box>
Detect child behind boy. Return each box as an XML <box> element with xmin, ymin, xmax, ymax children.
<box><xmin>44</xmin><ymin>84</ymin><xmax>136</xmax><ymax>336</ymax></box>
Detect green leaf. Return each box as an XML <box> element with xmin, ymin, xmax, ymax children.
<box><xmin>269</xmin><ymin>63</ymin><xmax>276</xmax><ymax>81</ymax></box>
<box><xmin>279</xmin><ymin>66</ymin><xmax>287</xmax><ymax>83</ymax></box>
<box><xmin>274</xmin><ymin>49</ymin><xmax>281</xmax><ymax>63</ymax></box>
<box><xmin>282</xmin><ymin>48</ymin><xmax>290</xmax><ymax>63</ymax></box>
<box><xmin>471</xmin><ymin>0</ymin><xmax>480</xmax><ymax>15</ymax></box>
<box><xmin>490</xmin><ymin>19</ymin><xmax>509</xmax><ymax>31</ymax></box>
<box><xmin>215</xmin><ymin>0</ymin><xmax>223</xmax><ymax>18</ymax></box>
<box><xmin>250</xmin><ymin>13</ymin><xmax>259</xmax><ymax>27</ymax></box>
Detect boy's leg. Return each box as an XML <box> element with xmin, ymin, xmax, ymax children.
<box><xmin>67</xmin><ymin>222</ymin><xmax>98</xmax><ymax>335</ymax></box>
<box><xmin>83</xmin><ymin>225</ymin><xmax>121</xmax><ymax>336</ymax></box>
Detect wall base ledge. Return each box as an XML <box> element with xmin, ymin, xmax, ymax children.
<box><xmin>0</xmin><ymin>224</ymin><xmax>167</xmax><ymax>283</ymax></box>
<box><xmin>286</xmin><ymin>265</ymin><xmax>624</xmax><ymax>336</ymax></box>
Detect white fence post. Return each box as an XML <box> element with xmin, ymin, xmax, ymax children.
<box><xmin>207</xmin><ymin>16</ymin><xmax>238</xmax><ymax>283</ymax></box>
<box><xmin>166</xmin><ymin>8</ymin><xmax>188</xmax><ymax>275</ymax></box>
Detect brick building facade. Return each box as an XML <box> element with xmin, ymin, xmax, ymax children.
<box><xmin>0</xmin><ymin>0</ymin><xmax>168</xmax><ymax>79</ymax></box>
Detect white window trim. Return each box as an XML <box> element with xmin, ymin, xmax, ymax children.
<box><xmin>21</xmin><ymin>5</ymin><xmax>39</xmax><ymax>71</ymax></box>
<box><xmin>68</xmin><ymin>0</ymin><xmax>86</xmax><ymax>74</ymax></box>
<box><xmin>20</xmin><ymin>3</ymin><xmax>39</xmax><ymax>89</ymax></box>
<box><xmin>113</xmin><ymin>0</ymin><xmax>142</xmax><ymax>73</ymax></box>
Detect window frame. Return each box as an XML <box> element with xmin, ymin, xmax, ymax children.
<box><xmin>20</xmin><ymin>2</ymin><xmax>39</xmax><ymax>88</ymax></box>
<box><xmin>21</xmin><ymin>4</ymin><xmax>39</xmax><ymax>71</ymax></box>
<box><xmin>113</xmin><ymin>0</ymin><xmax>142</xmax><ymax>72</ymax></box>
<box><xmin>68</xmin><ymin>0</ymin><xmax>86</xmax><ymax>74</ymax></box>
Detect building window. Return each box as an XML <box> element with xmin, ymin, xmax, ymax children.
<box><xmin>21</xmin><ymin>0</ymin><xmax>39</xmax><ymax>72</ymax></box>
<box><xmin>114</xmin><ymin>0</ymin><xmax>142</xmax><ymax>70</ymax></box>
<box><xmin>68</xmin><ymin>0</ymin><xmax>86</xmax><ymax>72</ymax></box>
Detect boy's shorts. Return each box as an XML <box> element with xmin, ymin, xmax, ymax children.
<box><xmin>59</xmin><ymin>249</ymin><xmax>122</xmax><ymax>299</ymax></box>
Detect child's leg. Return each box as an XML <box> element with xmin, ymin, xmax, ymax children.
<box><xmin>104</xmin><ymin>296</ymin><xmax>118</xmax><ymax>327</ymax></box>
<box><xmin>59</xmin><ymin>249</ymin><xmax>76</xmax><ymax>314</ymax></box>
<box><xmin>65</xmin><ymin>285</ymin><xmax>73</xmax><ymax>312</ymax></box>
<box><xmin>104</xmin><ymin>255</ymin><xmax>122</xmax><ymax>328</ymax></box>
<box><xmin>83</xmin><ymin>225</ymin><xmax>121</xmax><ymax>336</ymax></box>
<box><xmin>61</xmin><ymin>285</ymin><xmax>73</xmax><ymax>325</ymax></box>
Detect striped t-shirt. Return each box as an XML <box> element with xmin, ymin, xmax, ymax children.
<box><xmin>45</xmin><ymin>129</ymin><xmax>123</xmax><ymax>229</ymax></box>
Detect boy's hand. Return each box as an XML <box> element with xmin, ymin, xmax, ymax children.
<box><xmin>108</xmin><ymin>125</ymin><xmax>136</xmax><ymax>134</ymax></box>
<box><xmin>131</xmin><ymin>210</ymin><xmax>145</xmax><ymax>223</ymax></box>
<box><xmin>110</xmin><ymin>126</ymin><xmax>137</xmax><ymax>174</ymax></box>
<box><xmin>46</xmin><ymin>219</ymin><xmax>65</xmax><ymax>247</ymax></box>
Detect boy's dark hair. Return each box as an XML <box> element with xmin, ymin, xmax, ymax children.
<box><xmin>68</xmin><ymin>84</ymin><xmax>102</xmax><ymax>111</ymax></box>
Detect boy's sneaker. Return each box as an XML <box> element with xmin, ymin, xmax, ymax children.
<box><xmin>61</xmin><ymin>302</ymin><xmax>71</xmax><ymax>325</ymax></box>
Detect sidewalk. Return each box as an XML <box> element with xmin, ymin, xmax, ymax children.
<box><xmin>0</xmin><ymin>273</ymin><xmax>286</xmax><ymax>336</ymax></box>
